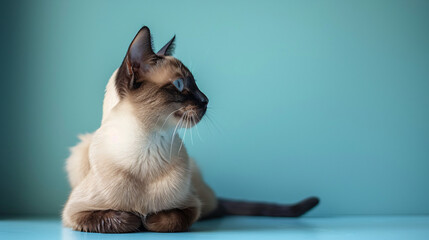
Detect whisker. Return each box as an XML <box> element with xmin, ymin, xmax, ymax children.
<box><xmin>160</xmin><ymin>108</ymin><xmax>182</xmax><ymax>130</ymax></box>
<box><xmin>203</xmin><ymin>114</ymin><xmax>221</xmax><ymax>136</ymax></box>
<box><xmin>201</xmin><ymin>114</ymin><xmax>215</xmax><ymax>135</ymax></box>
<box><xmin>189</xmin><ymin>112</ymin><xmax>194</xmax><ymax>145</ymax></box>
<box><xmin>178</xmin><ymin>112</ymin><xmax>189</xmax><ymax>153</ymax></box>
<box><xmin>205</xmin><ymin>113</ymin><xmax>223</xmax><ymax>135</ymax></box>
<box><xmin>192</xmin><ymin>114</ymin><xmax>203</xmax><ymax>142</ymax></box>
<box><xmin>170</xmin><ymin>113</ymin><xmax>185</xmax><ymax>160</ymax></box>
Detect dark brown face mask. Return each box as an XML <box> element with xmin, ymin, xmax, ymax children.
<box><xmin>114</xmin><ymin>26</ymin><xmax>209</xmax><ymax>122</ymax></box>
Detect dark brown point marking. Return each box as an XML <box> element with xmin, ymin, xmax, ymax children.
<box><xmin>73</xmin><ymin>210</ymin><xmax>142</xmax><ymax>233</ymax></box>
<box><xmin>143</xmin><ymin>207</ymin><xmax>198</xmax><ymax>232</ymax></box>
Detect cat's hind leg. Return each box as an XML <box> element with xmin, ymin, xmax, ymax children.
<box><xmin>143</xmin><ymin>207</ymin><xmax>199</xmax><ymax>232</ymax></box>
<box><xmin>66</xmin><ymin>133</ymin><xmax>93</xmax><ymax>188</ymax></box>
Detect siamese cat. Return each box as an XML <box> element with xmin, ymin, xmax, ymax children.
<box><xmin>62</xmin><ymin>26</ymin><xmax>319</xmax><ymax>233</ymax></box>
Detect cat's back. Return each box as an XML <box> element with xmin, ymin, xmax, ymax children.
<box><xmin>65</xmin><ymin>70</ymin><xmax>119</xmax><ymax>189</ymax></box>
<box><xmin>66</xmin><ymin>133</ymin><xmax>93</xmax><ymax>188</ymax></box>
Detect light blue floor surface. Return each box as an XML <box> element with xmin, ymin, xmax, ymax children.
<box><xmin>1</xmin><ymin>216</ymin><xmax>428</xmax><ymax>240</ymax></box>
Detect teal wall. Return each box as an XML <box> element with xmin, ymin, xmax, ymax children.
<box><xmin>1</xmin><ymin>0</ymin><xmax>428</xmax><ymax>217</ymax></box>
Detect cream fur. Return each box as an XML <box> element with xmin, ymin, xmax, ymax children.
<box><xmin>62</xmin><ymin>69</ymin><xmax>217</xmax><ymax>229</ymax></box>
<box><xmin>101</xmin><ymin>69</ymin><xmax>120</xmax><ymax>124</ymax></box>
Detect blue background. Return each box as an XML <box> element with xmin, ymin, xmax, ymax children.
<box><xmin>1</xmin><ymin>0</ymin><xmax>428</xmax><ymax>217</ymax></box>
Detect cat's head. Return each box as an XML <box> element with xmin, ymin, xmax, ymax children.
<box><xmin>115</xmin><ymin>27</ymin><xmax>208</xmax><ymax>130</ymax></box>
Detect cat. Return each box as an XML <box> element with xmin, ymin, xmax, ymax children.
<box><xmin>62</xmin><ymin>26</ymin><xmax>319</xmax><ymax>233</ymax></box>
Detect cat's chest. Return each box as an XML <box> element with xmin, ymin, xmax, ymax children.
<box><xmin>128</xmin><ymin>154</ymin><xmax>192</xmax><ymax>214</ymax></box>
<box><xmin>94</xmin><ymin>111</ymin><xmax>192</xmax><ymax>213</ymax></box>
<box><xmin>99</xmin><ymin>143</ymin><xmax>192</xmax><ymax>214</ymax></box>
<box><xmin>125</xmin><ymin>135</ymin><xmax>192</xmax><ymax>213</ymax></box>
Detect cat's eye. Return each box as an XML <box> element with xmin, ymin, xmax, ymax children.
<box><xmin>172</xmin><ymin>78</ymin><xmax>184</xmax><ymax>92</ymax></box>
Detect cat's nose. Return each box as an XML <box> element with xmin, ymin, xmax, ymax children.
<box><xmin>200</xmin><ymin>95</ymin><xmax>209</xmax><ymax>105</ymax></box>
<box><xmin>195</xmin><ymin>90</ymin><xmax>209</xmax><ymax>106</ymax></box>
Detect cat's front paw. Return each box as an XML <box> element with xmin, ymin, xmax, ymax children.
<box><xmin>73</xmin><ymin>210</ymin><xmax>142</xmax><ymax>233</ymax></box>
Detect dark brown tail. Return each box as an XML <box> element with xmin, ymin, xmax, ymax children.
<box><xmin>201</xmin><ymin>197</ymin><xmax>319</xmax><ymax>220</ymax></box>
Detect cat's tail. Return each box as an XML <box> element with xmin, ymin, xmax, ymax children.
<box><xmin>201</xmin><ymin>197</ymin><xmax>319</xmax><ymax>220</ymax></box>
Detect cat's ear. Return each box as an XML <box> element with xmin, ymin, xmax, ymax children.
<box><xmin>125</xmin><ymin>27</ymin><xmax>157</xmax><ymax>78</ymax></box>
<box><xmin>157</xmin><ymin>35</ymin><xmax>176</xmax><ymax>56</ymax></box>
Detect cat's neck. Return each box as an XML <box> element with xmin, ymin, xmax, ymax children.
<box><xmin>92</xmin><ymin>99</ymin><xmax>187</xmax><ymax>178</ymax></box>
